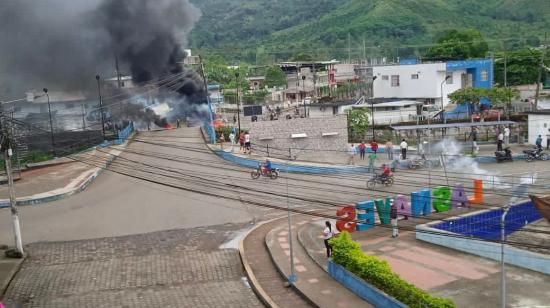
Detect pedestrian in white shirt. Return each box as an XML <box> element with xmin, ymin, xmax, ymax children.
<box><xmin>504</xmin><ymin>126</ymin><xmax>510</xmax><ymax>148</ymax></box>
<box><xmin>229</xmin><ymin>131</ymin><xmax>236</xmax><ymax>152</ymax></box>
<box><xmin>244</xmin><ymin>133</ymin><xmax>251</xmax><ymax>154</ymax></box>
<box><xmin>400</xmin><ymin>139</ymin><xmax>408</xmax><ymax>159</ymax></box>
<box><xmin>497</xmin><ymin>131</ymin><xmax>504</xmax><ymax>151</ymax></box>
<box><xmin>323</xmin><ymin>221</ymin><xmax>333</xmax><ymax>258</ymax></box>
<box><xmin>348</xmin><ymin>144</ymin><xmax>357</xmax><ymax>165</ymax></box>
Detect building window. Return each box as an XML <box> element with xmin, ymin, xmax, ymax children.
<box><xmin>382</xmin><ymin>75</ymin><xmax>389</xmax><ymax>80</ymax></box>
<box><xmin>66</xmin><ymin>102</ymin><xmax>74</xmax><ymax>109</ymax></box>
<box><xmin>446</xmin><ymin>74</ymin><xmax>453</xmax><ymax>84</ymax></box>
<box><xmin>391</xmin><ymin>75</ymin><xmax>400</xmax><ymax>87</ymax></box>
<box><xmin>480</xmin><ymin>70</ymin><xmax>488</xmax><ymax>81</ymax></box>
<box><xmin>411</xmin><ymin>74</ymin><xmax>419</xmax><ymax>79</ymax></box>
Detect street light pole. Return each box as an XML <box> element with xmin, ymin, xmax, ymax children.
<box><xmin>441</xmin><ymin>76</ymin><xmax>451</xmax><ymax>124</ymax></box>
<box><xmin>42</xmin><ymin>88</ymin><xmax>56</xmax><ymax>157</ymax></box>
<box><xmin>302</xmin><ymin>75</ymin><xmax>306</xmax><ymax>117</ymax></box>
<box><xmin>235</xmin><ymin>71</ymin><xmax>241</xmax><ymax>135</ymax></box>
<box><xmin>95</xmin><ymin>75</ymin><xmax>106</xmax><ymax>139</ymax></box>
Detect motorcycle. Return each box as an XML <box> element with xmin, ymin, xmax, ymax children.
<box><xmin>408</xmin><ymin>154</ymin><xmax>434</xmax><ymax>169</ymax></box>
<box><xmin>366</xmin><ymin>173</ymin><xmax>394</xmax><ymax>189</ymax></box>
<box><xmin>251</xmin><ymin>163</ymin><xmax>279</xmax><ymax>179</ymax></box>
<box><xmin>523</xmin><ymin>147</ymin><xmax>547</xmax><ymax>162</ymax></box>
<box><xmin>495</xmin><ymin>147</ymin><xmax>513</xmax><ymax>163</ymax></box>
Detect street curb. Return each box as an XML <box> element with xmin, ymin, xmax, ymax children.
<box><xmin>0</xmin><ymin>254</ymin><xmax>25</xmax><ymax>301</ymax></box>
<box><xmin>264</xmin><ymin>220</ymin><xmax>320</xmax><ymax>308</ymax></box>
<box><xmin>0</xmin><ymin>133</ymin><xmax>135</xmax><ymax>208</ymax></box>
<box><xmin>238</xmin><ymin>218</ymin><xmax>281</xmax><ymax>308</ymax></box>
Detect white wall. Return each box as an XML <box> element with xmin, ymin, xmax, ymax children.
<box><xmin>528</xmin><ymin>114</ymin><xmax>550</xmax><ymax>145</ymax></box>
<box><xmin>373</xmin><ymin>63</ymin><xmax>465</xmax><ymax>107</ymax></box>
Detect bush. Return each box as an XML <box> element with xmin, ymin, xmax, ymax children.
<box><xmin>330</xmin><ymin>232</ymin><xmax>456</xmax><ymax>308</ymax></box>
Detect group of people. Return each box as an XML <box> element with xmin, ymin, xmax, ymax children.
<box><xmin>495</xmin><ymin>126</ymin><xmax>511</xmax><ymax>152</ymax></box>
<box><xmin>219</xmin><ymin>129</ymin><xmax>251</xmax><ymax>154</ymax></box>
<box><xmin>347</xmin><ymin>139</ymin><xmax>409</xmax><ymax>166</ymax></box>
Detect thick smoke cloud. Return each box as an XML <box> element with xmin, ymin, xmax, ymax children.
<box><xmin>0</xmin><ymin>0</ymin><xmax>203</xmax><ymax>102</ymax></box>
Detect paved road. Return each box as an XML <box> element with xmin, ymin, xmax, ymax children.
<box><xmin>0</xmin><ymin>127</ymin><xmax>547</xmax><ymax>307</ymax></box>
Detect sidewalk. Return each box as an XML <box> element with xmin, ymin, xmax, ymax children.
<box><xmin>0</xmin><ymin>246</ymin><xmax>24</xmax><ymax>302</ymax></box>
<box><xmin>242</xmin><ymin>214</ymin><xmax>372</xmax><ymax>308</ymax></box>
<box><xmin>297</xmin><ymin>216</ymin><xmax>550</xmax><ymax>307</ymax></box>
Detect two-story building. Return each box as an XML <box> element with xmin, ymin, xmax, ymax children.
<box><xmin>372</xmin><ymin>59</ymin><xmax>493</xmax><ymax>108</ymax></box>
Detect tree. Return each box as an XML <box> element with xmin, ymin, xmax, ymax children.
<box><xmin>448</xmin><ymin>87</ymin><xmax>485</xmax><ymax>116</ymax></box>
<box><xmin>484</xmin><ymin>87</ymin><xmax>519</xmax><ymax>118</ymax></box>
<box><xmin>264</xmin><ymin>66</ymin><xmax>287</xmax><ymax>88</ymax></box>
<box><xmin>494</xmin><ymin>48</ymin><xmax>549</xmax><ymax>86</ymax></box>
<box><xmin>347</xmin><ymin>108</ymin><xmax>370</xmax><ymax>142</ymax></box>
<box><xmin>424</xmin><ymin>29</ymin><xmax>488</xmax><ymax>60</ymax></box>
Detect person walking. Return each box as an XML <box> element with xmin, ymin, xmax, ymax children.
<box><xmin>368</xmin><ymin>151</ymin><xmax>377</xmax><ymax>172</ymax></box>
<box><xmin>400</xmin><ymin>139</ymin><xmax>408</xmax><ymax>160</ymax></box>
<box><xmin>390</xmin><ymin>203</ymin><xmax>398</xmax><ymax>238</ymax></box>
<box><xmin>358</xmin><ymin>141</ymin><xmax>366</xmax><ymax>160</ymax></box>
<box><xmin>244</xmin><ymin>132</ymin><xmax>251</xmax><ymax>154</ymax></box>
<box><xmin>385</xmin><ymin>140</ymin><xmax>393</xmax><ymax>160</ymax></box>
<box><xmin>348</xmin><ymin>144</ymin><xmax>357</xmax><ymax>165</ymax></box>
<box><xmin>497</xmin><ymin>131</ymin><xmax>504</xmax><ymax>152</ymax></box>
<box><xmin>323</xmin><ymin>221</ymin><xmax>333</xmax><ymax>258</ymax></box>
<box><xmin>229</xmin><ymin>130</ymin><xmax>236</xmax><ymax>153</ymax></box>
<box><xmin>370</xmin><ymin>139</ymin><xmax>379</xmax><ymax>154</ymax></box>
<box><xmin>504</xmin><ymin>126</ymin><xmax>510</xmax><ymax>148</ymax></box>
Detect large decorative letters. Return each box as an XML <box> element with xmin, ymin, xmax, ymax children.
<box><xmin>336</xmin><ymin>206</ymin><xmax>357</xmax><ymax>233</ymax></box>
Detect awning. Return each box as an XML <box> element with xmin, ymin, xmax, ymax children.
<box><xmin>390</xmin><ymin>120</ymin><xmax>516</xmax><ymax>131</ymax></box>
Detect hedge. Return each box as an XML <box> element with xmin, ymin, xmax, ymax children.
<box><xmin>330</xmin><ymin>232</ymin><xmax>456</xmax><ymax>308</ymax></box>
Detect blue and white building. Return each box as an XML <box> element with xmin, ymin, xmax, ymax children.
<box><xmin>372</xmin><ymin>59</ymin><xmax>493</xmax><ymax>108</ymax></box>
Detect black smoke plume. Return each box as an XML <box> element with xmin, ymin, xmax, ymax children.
<box><xmin>0</xmin><ymin>0</ymin><xmax>206</xmax><ymax>107</ymax></box>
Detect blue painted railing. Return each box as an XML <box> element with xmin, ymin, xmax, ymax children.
<box><xmin>116</xmin><ymin>122</ymin><xmax>134</xmax><ymax>145</ymax></box>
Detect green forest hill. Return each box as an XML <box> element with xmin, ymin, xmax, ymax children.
<box><xmin>189</xmin><ymin>0</ymin><xmax>550</xmax><ymax>62</ymax></box>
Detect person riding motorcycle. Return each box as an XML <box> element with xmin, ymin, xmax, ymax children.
<box><xmin>380</xmin><ymin>163</ymin><xmax>392</xmax><ymax>183</ymax></box>
<box><xmin>262</xmin><ymin>159</ymin><xmax>272</xmax><ymax>174</ymax></box>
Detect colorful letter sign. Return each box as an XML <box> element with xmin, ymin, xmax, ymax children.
<box><xmin>433</xmin><ymin>186</ymin><xmax>452</xmax><ymax>212</ymax></box>
<box><xmin>356</xmin><ymin>200</ymin><xmax>375</xmax><ymax>231</ymax></box>
<box><xmin>336</xmin><ymin>206</ymin><xmax>357</xmax><ymax>233</ymax></box>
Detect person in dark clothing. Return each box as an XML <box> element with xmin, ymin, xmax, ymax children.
<box><xmin>390</xmin><ymin>203</ymin><xmax>398</xmax><ymax>238</ymax></box>
<box><xmin>322</xmin><ymin>221</ymin><xmax>333</xmax><ymax>258</ymax></box>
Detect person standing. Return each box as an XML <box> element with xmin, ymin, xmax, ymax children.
<box><xmin>470</xmin><ymin>126</ymin><xmax>479</xmax><ymax>153</ymax></box>
<box><xmin>504</xmin><ymin>126</ymin><xmax>510</xmax><ymax>148</ymax></box>
<box><xmin>219</xmin><ymin>132</ymin><xmax>225</xmax><ymax>150</ymax></box>
<box><xmin>497</xmin><ymin>131</ymin><xmax>504</xmax><ymax>151</ymax></box>
<box><xmin>358</xmin><ymin>141</ymin><xmax>366</xmax><ymax>160</ymax></box>
<box><xmin>239</xmin><ymin>131</ymin><xmax>245</xmax><ymax>153</ymax></box>
<box><xmin>370</xmin><ymin>139</ymin><xmax>379</xmax><ymax>154</ymax></box>
<box><xmin>536</xmin><ymin>134</ymin><xmax>543</xmax><ymax>151</ymax></box>
<box><xmin>400</xmin><ymin>139</ymin><xmax>408</xmax><ymax>160</ymax></box>
<box><xmin>323</xmin><ymin>221</ymin><xmax>333</xmax><ymax>258</ymax></box>
<box><xmin>348</xmin><ymin>144</ymin><xmax>357</xmax><ymax>165</ymax></box>
<box><xmin>390</xmin><ymin>202</ymin><xmax>398</xmax><ymax>238</ymax></box>
<box><xmin>546</xmin><ymin>132</ymin><xmax>550</xmax><ymax>150</ymax></box>
<box><xmin>368</xmin><ymin>151</ymin><xmax>377</xmax><ymax>172</ymax></box>
<box><xmin>385</xmin><ymin>140</ymin><xmax>393</xmax><ymax>160</ymax></box>
<box><xmin>244</xmin><ymin>132</ymin><xmax>251</xmax><ymax>154</ymax></box>
<box><xmin>229</xmin><ymin>130</ymin><xmax>236</xmax><ymax>153</ymax></box>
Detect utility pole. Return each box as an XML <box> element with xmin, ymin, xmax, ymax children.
<box><xmin>235</xmin><ymin>71</ymin><xmax>241</xmax><ymax>135</ymax></box>
<box><xmin>115</xmin><ymin>55</ymin><xmax>122</xmax><ymax>89</ymax></box>
<box><xmin>534</xmin><ymin>33</ymin><xmax>547</xmax><ymax>110</ymax></box>
<box><xmin>198</xmin><ymin>55</ymin><xmax>216</xmax><ymax>144</ymax></box>
<box><xmin>0</xmin><ymin>106</ymin><xmax>24</xmax><ymax>258</ymax></box>
<box><xmin>81</xmin><ymin>103</ymin><xmax>86</xmax><ymax>130</ymax></box>
<box><xmin>95</xmin><ymin>75</ymin><xmax>106</xmax><ymax>139</ymax></box>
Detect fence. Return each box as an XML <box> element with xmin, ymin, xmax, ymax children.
<box><xmin>115</xmin><ymin>122</ymin><xmax>135</xmax><ymax>145</ymax></box>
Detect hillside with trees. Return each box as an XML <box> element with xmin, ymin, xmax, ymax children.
<box><xmin>190</xmin><ymin>0</ymin><xmax>550</xmax><ymax>62</ymax></box>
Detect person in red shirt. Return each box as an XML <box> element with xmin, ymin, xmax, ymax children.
<box><xmin>358</xmin><ymin>141</ymin><xmax>367</xmax><ymax>160</ymax></box>
<box><xmin>381</xmin><ymin>163</ymin><xmax>391</xmax><ymax>183</ymax></box>
<box><xmin>371</xmin><ymin>140</ymin><xmax>379</xmax><ymax>154</ymax></box>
